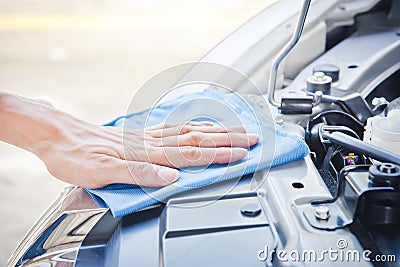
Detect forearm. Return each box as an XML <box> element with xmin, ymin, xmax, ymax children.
<box><xmin>0</xmin><ymin>92</ymin><xmax>66</xmax><ymax>157</ymax></box>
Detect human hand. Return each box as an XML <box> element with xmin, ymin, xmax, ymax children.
<box><xmin>0</xmin><ymin>93</ymin><xmax>259</xmax><ymax>189</ymax></box>
<box><xmin>41</xmin><ymin>120</ymin><xmax>258</xmax><ymax>189</ymax></box>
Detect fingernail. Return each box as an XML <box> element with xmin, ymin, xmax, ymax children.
<box><xmin>157</xmin><ymin>167</ymin><xmax>179</xmax><ymax>183</ymax></box>
<box><xmin>248</xmin><ymin>133</ymin><xmax>259</xmax><ymax>143</ymax></box>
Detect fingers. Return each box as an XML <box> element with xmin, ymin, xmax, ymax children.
<box><xmin>145</xmin><ymin>122</ymin><xmax>246</xmax><ymax>138</ymax></box>
<box><xmin>160</xmin><ymin>131</ymin><xmax>259</xmax><ymax>148</ymax></box>
<box><xmin>149</xmin><ymin>146</ymin><xmax>248</xmax><ymax>168</ymax></box>
<box><xmin>90</xmin><ymin>146</ymin><xmax>246</xmax><ymax>188</ymax></box>
<box><xmin>92</xmin><ymin>121</ymin><xmax>257</xmax><ymax>188</ymax></box>
<box><xmin>101</xmin><ymin>158</ymin><xmax>179</xmax><ymax>188</ymax></box>
<box><xmin>145</xmin><ymin>121</ymin><xmax>213</xmax><ymax>132</ymax></box>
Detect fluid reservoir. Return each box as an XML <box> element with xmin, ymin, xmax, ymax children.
<box><xmin>364</xmin><ymin>109</ymin><xmax>400</xmax><ymax>155</ymax></box>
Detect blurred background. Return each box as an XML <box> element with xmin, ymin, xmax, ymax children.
<box><xmin>0</xmin><ymin>0</ymin><xmax>275</xmax><ymax>264</ymax></box>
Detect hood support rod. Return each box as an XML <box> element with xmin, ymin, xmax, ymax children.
<box><xmin>268</xmin><ymin>0</ymin><xmax>312</xmax><ymax>108</ymax></box>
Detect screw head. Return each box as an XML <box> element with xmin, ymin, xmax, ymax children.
<box><xmin>241</xmin><ymin>203</ymin><xmax>262</xmax><ymax>217</ymax></box>
<box><xmin>313</xmin><ymin>64</ymin><xmax>340</xmax><ymax>82</ymax></box>
<box><xmin>371</xmin><ymin>97</ymin><xmax>388</xmax><ymax>107</ymax></box>
<box><xmin>311</xmin><ymin>72</ymin><xmax>332</xmax><ymax>83</ymax></box>
<box><xmin>257</xmin><ymin>189</ymin><xmax>266</xmax><ymax>198</ymax></box>
<box><xmin>313</xmin><ymin>72</ymin><xmax>325</xmax><ymax>81</ymax></box>
<box><xmin>315</xmin><ymin>206</ymin><xmax>330</xmax><ymax>220</ymax></box>
<box><xmin>378</xmin><ymin>163</ymin><xmax>397</xmax><ymax>174</ymax></box>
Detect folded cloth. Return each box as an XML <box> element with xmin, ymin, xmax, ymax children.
<box><xmin>86</xmin><ymin>89</ymin><xmax>309</xmax><ymax>218</ymax></box>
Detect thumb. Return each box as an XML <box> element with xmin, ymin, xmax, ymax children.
<box><xmin>102</xmin><ymin>158</ymin><xmax>179</xmax><ymax>187</ymax></box>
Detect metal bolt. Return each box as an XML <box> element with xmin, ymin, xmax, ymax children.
<box><xmin>371</xmin><ymin>97</ymin><xmax>388</xmax><ymax>107</ymax></box>
<box><xmin>315</xmin><ymin>206</ymin><xmax>330</xmax><ymax>220</ymax></box>
<box><xmin>312</xmin><ymin>90</ymin><xmax>323</xmax><ymax>107</ymax></box>
<box><xmin>257</xmin><ymin>189</ymin><xmax>266</xmax><ymax>198</ymax></box>
<box><xmin>307</xmin><ymin>72</ymin><xmax>332</xmax><ymax>94</ymax></box>
<box><xmin>241</xmin><ymin>203</ymin><xmax>262</xmax><ymax>217</ymax></box>
<box><xmin>378</xmin><ymin>163</ymin><xmax>397</xmax><ymax>174</ymax></box>
<box><xmin>313</xmin><ymin>72</ymin><xmax>325</xmax><ymax>81</ymax></box>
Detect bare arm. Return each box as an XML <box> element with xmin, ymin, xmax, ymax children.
<box><xmin>0</xmin><ymin>92</ymin><xmax>258</xmax><ymax>189</ymax></box>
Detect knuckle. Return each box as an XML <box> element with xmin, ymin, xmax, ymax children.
<box><xmin>181</xmin><ymin>146</ymin><xmax>201</xmax><ymax>160</ymax></box>
<box><xmin>97</xmin><ymin>156</ymin><xmax>114</xmax><ymax>166</ymax></box>
<box><xmin>136</xmin><ymin>162</ymin><xmax>153</xmax><ymax>177</ymax></box>
<box><xmin>187</xmin><ymin>131</ymin><xmax>203</xmax><ymax>145</ymax></box>
<box><xmin>180</xmin><ymin>125</ymin><xmax>192</xmax><ymax>134</ymax></box>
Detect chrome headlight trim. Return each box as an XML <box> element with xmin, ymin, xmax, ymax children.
<box><xmin>7</xmin><ymin>186</ymin><xmax>108</xmax><ymax>267</ymax></box>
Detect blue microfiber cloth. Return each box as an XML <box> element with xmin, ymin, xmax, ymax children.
<box><xmin>86</xmin><ymin>89</ymin><xmax>309</xmax><ymax>218</ymax></box>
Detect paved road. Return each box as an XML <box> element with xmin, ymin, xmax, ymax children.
<box><xmin>0</xmin><ymin>0</ymin><xmax>275</xmax><ymax>265</ymax></box>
